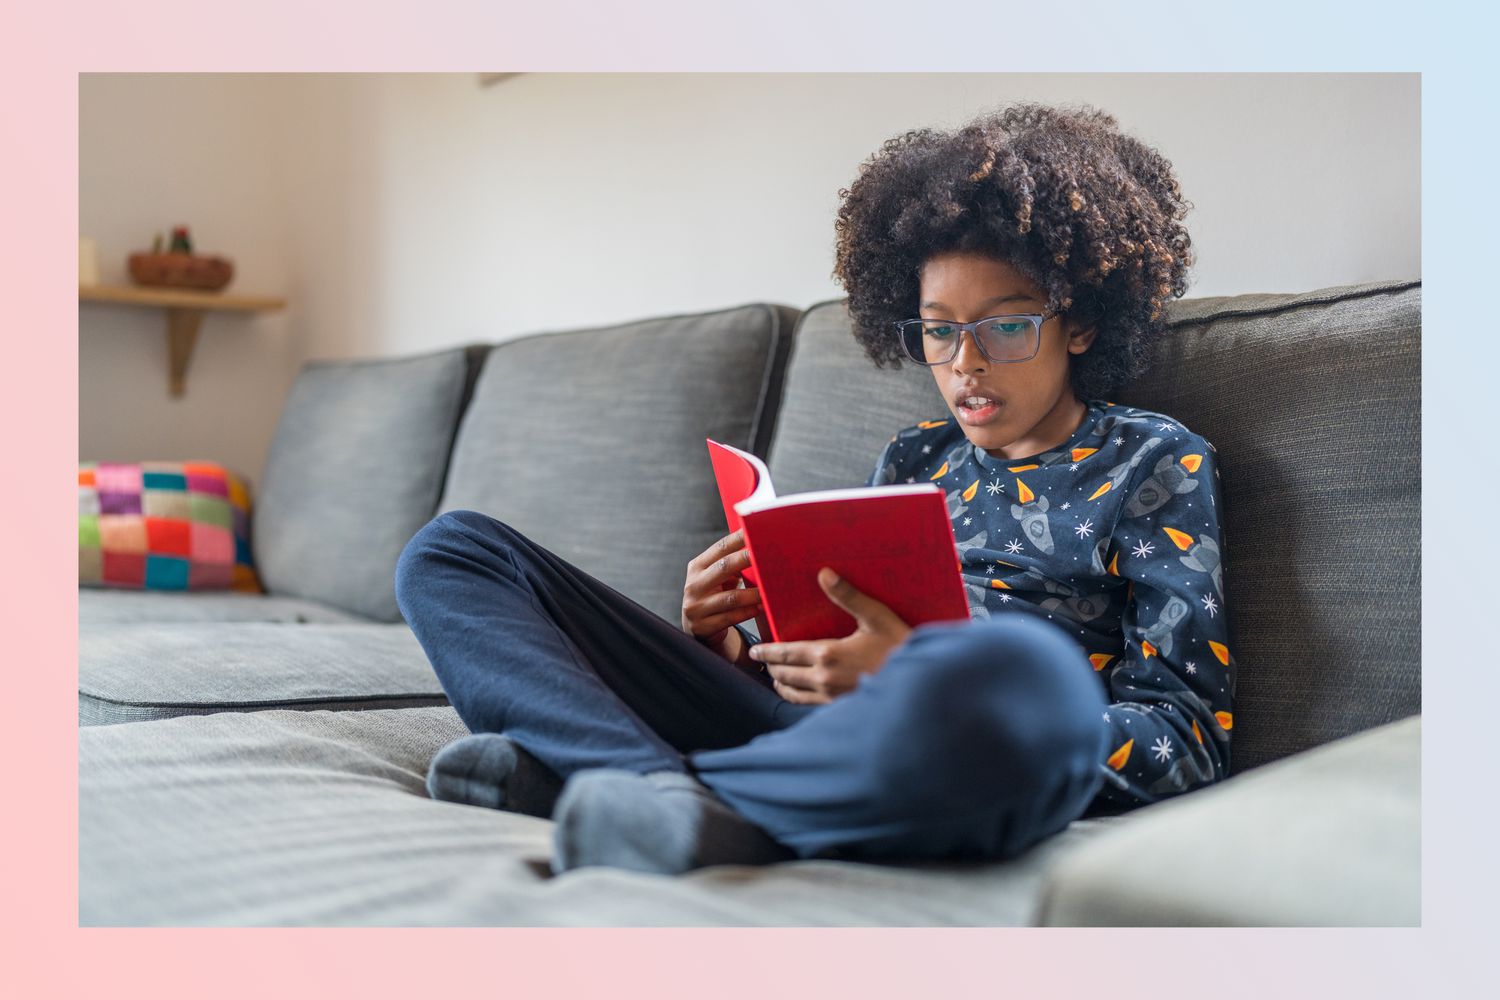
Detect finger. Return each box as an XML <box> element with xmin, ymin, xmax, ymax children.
<box><xmin>688</xmin><ymin>529</ymin><xmax>746</xmax><ymax>573</ymax></box>
<box><xmin>691</xmin><ymin>603</ymin><xmax>764</xmax><ymax>636</ymax></box>
<box><xmin>688</xmin><ymin>549</ymin><xmax>753</xmax><ymax>594</ymax></box>
<box><xmin>772</xmin><ymin>678</ymin><xmax>826</xmax><ymax>705</ymax></box>
<box><xmin>709</xmin><ymin>548</ymin><xmax>754</xmax><ymax>586</ymax></box>
<box><xmin>774</xmin><ymin>659</ymin><xmax>822</xmax><ymax>692</ymax></box>
<box><xmin>816</xmin><ymin>568</ymin><xmax>904</xmax><ymax>632</ymax></box>
<box><xmin>689</xmin><ymin>586</ymin><xmax>761</xmax><ymax>619</ymax></box>
<box><xmin>768</xmin><ymin>659</ymin><xmax>828</xmax><ymax>692</ymax></box>
<box><xmin>748</xmin><ymin>641</ymin><xmax>822</xmax><ymax>668</ymax></box>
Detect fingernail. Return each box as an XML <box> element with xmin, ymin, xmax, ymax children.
<box><xmin>748</xmin><ymin>645</ymin><xmax>761</xmax><ymax>660</ymax></box>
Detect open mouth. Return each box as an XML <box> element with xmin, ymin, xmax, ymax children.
<box><xmin>954</xmin><ymin>390</ymin><xmax>1003</xmax><ymax>425</ymax></box>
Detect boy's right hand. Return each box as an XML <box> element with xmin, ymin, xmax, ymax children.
<box><xmin>682</xmin><ymin>529</ymin><xmax>762</xmax><ymax>661</ymax></box>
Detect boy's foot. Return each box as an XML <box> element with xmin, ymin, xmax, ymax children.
<box><xmin>425</xmin><ymin>732</ymin><xmax>563</xmax><ymax>818</ymax></box>
<box><xmin>549</xmin><ymin>768</ymin><xmax>797</xmax><ymax>875</ymax></box>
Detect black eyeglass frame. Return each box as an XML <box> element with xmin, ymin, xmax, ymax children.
<box><xmin>893</xmin><ymin>307</ymin><xmax>1060</xmax><ymax>366</ymax></box>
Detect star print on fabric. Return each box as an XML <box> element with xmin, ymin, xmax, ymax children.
<box><xmin>872</xmin><ymin>408</ymin><xmax>1231</xmax><ymax>816</ymax></box>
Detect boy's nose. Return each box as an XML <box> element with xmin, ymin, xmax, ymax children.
<box><xmin>950</xmin><ymin>328</ymin><xmax>988</xmax><ymax>374</ymax></box>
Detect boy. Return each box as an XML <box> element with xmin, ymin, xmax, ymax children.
<box><xmin>394</xmin><ymin>101</ymin><xmax>1233</xmax><ymax>874</ymax></box>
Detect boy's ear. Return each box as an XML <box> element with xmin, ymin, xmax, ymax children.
<box><xmin>1067</xmin><ymin>323</ymin><xmax>1098</xmax><ymax>355</ymax></box>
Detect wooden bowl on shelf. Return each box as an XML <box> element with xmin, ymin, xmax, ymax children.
<box><xmin>127</xmin><ymin>252</ymin><xmax>234</xmax><ymax>291</ymax></box>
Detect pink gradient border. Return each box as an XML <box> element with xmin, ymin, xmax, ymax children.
<box><xmin>2</xmin><ymin>0</ymin><xmax>1482</xmax><ymax>996</ymax></box>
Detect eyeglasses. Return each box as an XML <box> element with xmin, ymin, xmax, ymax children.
<box><xmin>894</xmin><ymin>308</ymin><xmax>1059</xmax><ymax>366</ymax></box>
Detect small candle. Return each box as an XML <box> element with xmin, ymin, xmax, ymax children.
<box><xmin>78</xmin><ymin>236</ymin><xmax>100</xmax><ymax>286</ymax></box>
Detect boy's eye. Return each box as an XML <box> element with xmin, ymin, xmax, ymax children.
<box><xmin>920</xmin><ymin>320</ymin><xmax>1026</xmax><ymax>338</ymax></box>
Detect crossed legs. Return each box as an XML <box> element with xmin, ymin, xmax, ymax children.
<box><xmin>394</xmin><ymin>509</ymin><xmax>1106</xmax><ymax>869</ymax></box>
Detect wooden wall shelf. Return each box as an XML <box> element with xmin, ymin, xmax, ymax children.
<box><xmin>79</xmin><ymin>284</ymin><xmax>287</xmax><ymax>398</ymax></box>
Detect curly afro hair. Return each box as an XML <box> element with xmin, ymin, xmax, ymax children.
<box><xmin>831</xmin><ymin>102</ymin><xmax>1194</xmax><ymax>400</ymax></box>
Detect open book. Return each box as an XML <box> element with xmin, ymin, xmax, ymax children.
<box><xmin>706</xmin><ymin>439</ymin><xmax>970</xmax><ymax>644</ymax></box>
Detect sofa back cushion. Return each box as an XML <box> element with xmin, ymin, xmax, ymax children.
<box><xmin>1116</xmin><ymin>280</ymin><xmax>1420</xmax><ymax>771</ymax></box>
<box><xmin>437</xmin><ymin>303</ymin><xmax>799</xmax><ymax>622</ymax></box>
<box><xmin>767</xmin><ymin>280</ymin><xmax>1421</xmax><ymax>773</ymax></box>
<box><xmin>765</xmin><ymin>301</ymin><xmax>939</xmax><ymax>494</ymax></box>
<box><xmin>253</xmin><ymin>347</ymin><xmax>472</xmax><ymax>622</ymax></box>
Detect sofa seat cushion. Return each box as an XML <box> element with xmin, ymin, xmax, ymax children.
<box><xmin>79</xmin><ymin>623</ymin><xmax>447</xmax><ymax>726</ymax></box>
<box><xmin>1035</xmin><ymin>714</ymin><xmax>1420</xmax><ymax>926</ymax></box>
<box><xmin>436</xmin><ymin>304</ymin><xmax>799</xmax><ymax>623</ymax></box>
<box><xmin>79</xmin><ymin>587</ymin><xmax>372</xmax><ymax>626</ymax></box>
<box><xmin>79</xmin><ymin>705</ymin><xmax>1122</xmax><ymax>925</ymax></box>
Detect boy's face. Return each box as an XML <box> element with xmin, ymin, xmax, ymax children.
<box><xmin>917</xmin><ymin>251</ymin><xmax>1096</xmax><ymax>461</ymax></box>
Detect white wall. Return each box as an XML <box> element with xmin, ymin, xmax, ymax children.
<box><xmin>80</xmin><ymin>73</ymin><xmax>296</xmax><ymax>486</ymax></box>
<box><xmin>80</xmin><ymin>72</ymin><xmax>1420</xmax><ymax>485</ymax></box>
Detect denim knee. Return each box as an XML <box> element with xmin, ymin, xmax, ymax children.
<box><xmin>394</xmin><ymin>509</ymin><xmax>514</xmax><ymax>607</ymax></box>
<box><xmin>419</xmin><ymin>508</ymin><xmax>513</xmax><ymax>545</ymax></box>
<box><xmin>871</xmin><ymin>613</ymin><xmax>1107</xmax><ymax>799</ymax></box>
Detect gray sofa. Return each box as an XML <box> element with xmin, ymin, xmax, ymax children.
<box><xmin>78</xmin><ymin>281</ymin><xmax>1422</xmax><ymax>925</ymax></box>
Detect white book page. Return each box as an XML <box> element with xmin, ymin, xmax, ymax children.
<box><xmin>712</xmin><ymin>439</ymin><xmax>777</xmax><ymax>507</ymax></box>
<box><xmin>735</xmin><ymin>482</ymin><xmax>940</xmax><ymax>515</ymax></box>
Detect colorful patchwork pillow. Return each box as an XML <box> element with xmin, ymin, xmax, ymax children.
<box><xmin>79</xmin><ymin>461</ymin><xmax>263</xmax><ymax>592</ymax></box>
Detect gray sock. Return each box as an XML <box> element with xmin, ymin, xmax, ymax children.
<box><xmin>549</xmin><ymin>768</ymin><xmax>797</xmax><ymax>875</ymax></box>
<box><xmin>425</xmin><ymin>733</ymin><xmax>563</xmax><ymax>818</ymax></box>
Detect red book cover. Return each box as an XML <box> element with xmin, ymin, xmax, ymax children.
<box><xmin>706</xmin><ymin>439</ymin><xmax>772</xmax><ymax>639</ymax></box>
<box><xmin>706</xmin><ymin>439</ymin><xmax>970</xmax><ymax>644</ymax></box>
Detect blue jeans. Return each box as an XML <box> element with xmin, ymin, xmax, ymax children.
<box><xmin>394</xmin><ymin>510</ymin><xmax>1107</xmax><ymax>862</ymax></box>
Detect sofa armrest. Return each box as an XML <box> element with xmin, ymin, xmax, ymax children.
<box><xmin>1035</xmin><ymin>714</ymin><xmax>1420</xmax><ymax>926</ymax></box>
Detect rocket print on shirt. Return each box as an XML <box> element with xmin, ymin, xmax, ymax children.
<box><xmin>1010</xmin><ymin>478</ymin><xmax>1055</xmax><ymax>554</ymax></box>
<box><xmin>867</xmin><ymin>400</ymin><xmax>1236</xmax><ymax>811</ymax></box>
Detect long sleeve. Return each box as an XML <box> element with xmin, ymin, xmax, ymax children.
<box><xmin>1092</xmin><ymin>433</ymin><xmax>1235</xmax><ymax>809</ymax></box>
<box><xmin>866</xmin><ymin>435</ymin><xmax>900</xmax><ymax>488</ymax></box>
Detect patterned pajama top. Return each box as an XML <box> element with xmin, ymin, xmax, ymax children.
<box><xmin>867</xmin><ymin>400</ymin><xmax>1236</xmax><ymax>810</ymax></box>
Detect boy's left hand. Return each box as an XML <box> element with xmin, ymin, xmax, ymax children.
<box><xmin>748</xmin><ymin>568</ymin><xmax>913</xmax><ymax>704</ymax></box>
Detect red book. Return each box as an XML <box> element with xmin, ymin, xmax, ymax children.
<box><xmin>706</xmin><ymin>439</ymin><xmax>970</xmax><ymax>644</ymax></box>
